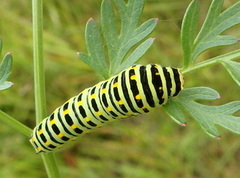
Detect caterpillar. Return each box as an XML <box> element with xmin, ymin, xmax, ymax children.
<box><xmin>29</xmin><ymin>64</ymin><xmax>184</xmax><ymax>153</ymax></box>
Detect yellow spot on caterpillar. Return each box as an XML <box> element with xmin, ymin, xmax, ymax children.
<box><xmin>78</xmin><ymin>101</ymin><xmax>83</xmax><ymax>106</ymax></box>
<box><xmin>141</xmin><ymin>106</ymin><xmax>146</xmax><ymax>110</ymax></box>
<box><xmin>135</xmin><ymin>94</ymin><xmax>141</xmax><ymax>100</ymax></box>
<box><xmin>102</xmin><ymin>88</ymin><xmax>107</xmax><ymax>93</ymax></box>
<box><xmin>85</xmin><ymin>117</ymin><xmax>91</xmax><ymax>122</ymax></box>
<box><xmin>58</xmin><ymin>133</ymin><xmax>64</xmax><ymax>138</ymax></box>
<box><xmin>131</xmin><ymin>66</ymin><xmax>137</xmax><ymax>70</ymax></box>
<box><xmin>38</xmin><ymin>129</ymin><xmax>43</xmax><ymax>134</ymax></box>
<box><xmin>63</xmin><ymin>109</ymin><xmax>69</xmax><ymax>115</ymax></box>
<box><xmin>97</xmin><ymin>111</ymin><xmax>102</xmax><ymax>116</ymax></box>
<box><xmin>127</xmin><ymin>111</ymin><xmax>134</xmax><ymax>115</ymax></box>
<box><xmin>107</xmin><ymin>106</ymin><xmax>112</xmax><ymax>111</ymax></box>
<box><xmin>95</xmin><ymin>83</ymin><xmax>101</xmax><ymax>87</ymax></box>
<box><xmin>71</xmin><ymin>124</ymin><xmax>77</xmax><ymax>129</ymax></box>
<box><xmin>113</xmin><ymin>82</ymin><xmax>118</xmax><ymax>87</ymax></box>
<box><xmin>50</xmin><ymin>119</ymin><xmax>55</xmax><ymax>125</ymax></box>
<box><xmin>118</xmin><ymin>100</ymin><xmax>124</xmax><ymax>105</ymax></box>
<box><xmin>82</xmin><ymin>130</ymin><xmax>89</xmax><ymax>134</ymax></box>
<box><xmin>91</xmin><ymin>94</ymin><xmax>96</xmax><ymax>99</ymax></box>
<box><xmin>37</xmin><ymin>147</ymin><xmax>42</xmax><ymax>151</ymax></box>
<box><xmin>56</xmin><ymin>145</ymin><xmax>63</xmax><ymax>150</ymax></box>
<box><xmin>130</xmin><ymin>75</ymin><xmax>136</xmax><ymax>80</ymax></box>
<box><xmin>69</xmin><ymin>137</ymin><xmax>76</xmax><ymax>141</ymax></box>
<box><xmin>155</xmin><ymin>73</ymin><xmax>160</xmax><ymax>75</ymax></box>
<box><xmin>45</xmin><ymin>141</ymin><xmax>51</xmax><ymax>146</ymax></box>
<box><xmin>159</xmin><ymin>87</ymin><xmax>163</xmax><ymax>90</ymax></box>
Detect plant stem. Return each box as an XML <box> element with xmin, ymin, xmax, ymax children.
<box><xmin>32</xmin><ymin>0</ymin><xmax>60</xmax><ymax>177</ymax></box>
<box><xmin>182</xmin><ymin>49</ymin><xmax>240</xmax><ymax>74</ymax></box>
<box><xmin>182</xmin><ymin>57</ymin><xmax>218</xmax><ymax>74</ymax></box>
<box><xmin>41</xmin><ymin>154</ymin><xmax>60</xmax><ymax>178</ymax></box>
<box><xmin>32</xmin><ymin>0</ymin><xmax>46</xmax><ymax>123</ymax></box>
<box><xmin>0</xmin><ymin>110</ymin><xmax>32</xmax><ymax>136</ymax></box>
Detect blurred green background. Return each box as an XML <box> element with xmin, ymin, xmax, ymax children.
<box><xmin>0</xmin><ymin>0</ymin><xmax>240</xmax><ymax>177</ymax></box>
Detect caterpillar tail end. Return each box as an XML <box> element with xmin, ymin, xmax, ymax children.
<box><xmin>29</xmin><ymin>135</ymin><xmax>44</xmax><ymax>154</ymax></box>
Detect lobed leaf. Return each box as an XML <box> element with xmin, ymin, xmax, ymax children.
<box><xmin>166</xmin><ymin>87</ymin><xmax>240</xmax><ymax>138</ymax></box>
<box><xmin>163</xmin><ymin>99</ymin><xmax>187</xmax><ymax>126</ymax></box>
<box><xmin>115</xmin><ymin>18</ymin><xmax>158</xmax><ymax>71</ymax></box>
<box><xmin>193</xmin><ymin>35</ymin><xmax>238</xmax><ymax>60</ymax></box>
<box><xmin>0</xmin><ymin>81</ymin><xmax>13</xmax><ymax>91</ymax></box>
<box><xmin>121</xmin><ymin>18</ymin><xmax>157</xmax><ymax>58</ymax></box>
<box><xmin>219</xmin><ymin>60</ymin><xmax>240</xmax><ymax>86</ymax></box>
<box><xmin>115</xmin><ymin>38</ymin><xmax>155</xmax><ymax>74</ymax></box>
<box><xmin>182</xmin><ymin>0</ymin><xmax>240</xmax><ymax>68</ymax></box>
<box><xmin>193</xmin><ymin>0</ymin><xmax>240</xmax><ymax>60</ymax></box>
<box><xmin>213</xmin><ymin>1</ymin><xmax>240</xmax><ymax>35</ymax></box>
<box><xmin>79</xmin><ymin>0</ymin><xmax>157</xmax><ymax>78</ymax></box>
<box><xmin>0</xmin><ymin>53</ymin><xmax>13</xmax><ymax>90</ymax></box>
<box><xmin>195</xmin><ymin>0</ymin><xmax>223</xmax><ymax>43</ymax></box>
<box><xmin>181</xmin><ymin>0</ymin><xmax>200</xmax><ymax>67</ymax></box>
<box><xmin>108</xmin><ymin>0</ymin><xmax>156</xmax><ymax>75</ymax></box>
<box><xmin>115</xmin><ymin>0</ymin><xmax>144</xmax><ymax>38</ymax></box>
<box><xmin>79</xmin><ymin>18</ymin><xmax>108</xmax><ymax>79</ymax></box>
<box><xmin>101</xmin><ymin>0</ymin><xmax>118</xmax><ymax>63</ymax></box>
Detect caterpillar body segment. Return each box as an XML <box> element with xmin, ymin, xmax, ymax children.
<box><xmin>30</xmin><ymin>64</ymin><xmax>184</xmax><ymax>153</ymax></box>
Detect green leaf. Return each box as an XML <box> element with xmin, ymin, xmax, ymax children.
<box><xmin>193</xmin><ymin>35</ymin><xmax>238</xmax><ymax>60</ymax></box>
<box><xmin>115</xmin><ymin>0</ymin><xmax>144</xmax><ymax>38</ymax></box>
<box><xmin>80</xmin><ymin>18</ymin><xmax>108</xmax><ymax>79</ymax></box>
<box><xmin>212</xmin><ymin>1</ymin><xmax>240</xmax><ymax>36</ymax></box>
<box><xmin>220</xmin><ymin>60</ymin><xmax>240</xmax><ymax>86</ymax></box>
<box><xmin>193</xmin><ymin>0</ymin><xmax>240</xmax><ymax>60</ymax></box>
<box><xmin>0</xmin><ymin>53</ymin><xmax>12</xmax><ymax>83</ymax></box>
<box><xmin>80</xmin><ymin>0</ymin><xmax>157</xmax><ymax>78</ymax></box>
<box><xmin>181</xmin><ymin>0</ymin><xmax>200</xmax><ymax>67</ymax></box>
<box><xmin>167</xmin><ymin>87</ymin><xmax>240</xmax><ymax>138</ymax></box>
<box><xmin>77</xmin><ymin>52</ymin><xmax>108</xmax><ymax>79</ymax></box>
<box><xmin>119</xmin><ymin>18</ymin><xmax>158</xmax><ymax>63</ymax></box>
<box><xmin>163</xmin><ymin>99</ymin><xmax>187</xmax><ymax>126</ymax></box>
<box><xmin>108</xmin><ymin>0</ymin><xmax>156</xmax><ymax>75</ymax></box>
<box><xmin>101</xmin><ymin>0</ymin><xmax>118</xmax><ymax>64</ymax></box>
<box><xmin>181</xmin><ymin>0</ymin><xmax>240</xmax><ymax>68</ymax></box>
<box><xmin>0</xmin><ymin>81</ymin><xmax>13</xmax><ymax>91</ymax></box>
<box><xmin>115</xmin><ymin>38</ymin><xmax>155</xmax><ymax>74</ymax></box>
<box><xmin>0</xmin><ymin>53</ymin><xmax>13</xmax><ymax>90</ymax></box>
<box><xmin>195</xmin><ymin>0</ymin><xmax>224</xmax><ymax>42</ymax></box>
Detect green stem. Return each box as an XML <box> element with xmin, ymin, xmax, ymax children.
<box><xmin>41</xmin><ymin>154</ymin><xmax>60</xmax><ymax>178</ymax></box>
<box><xmin>182</xmin><ymin>57</ymin><xmax>218</xmax><ymax>74</ymax></box>
<box><xmin>32</xmin><ymin>0</ymin><xmax>60</xmax><ymax>177</ymax></box>
<box><xmin>182</xmin><ymin>49</ymin><xmax>240</xmax><ymax>75</ymax></box>
<box><xmin>32</xmin><ymin>0</ymin><xmax>46</xmax><ymax>123</ymax></box>
<box><xmin>0</xmin><ymin>110</ymin><xmax>32</xmax><ymax>136</ymax></box>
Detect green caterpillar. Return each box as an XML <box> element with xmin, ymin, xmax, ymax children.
<box><xmin>30</xmin><ymin>64</ymin><xmax>184</xmax><ymax>153</ymax></box>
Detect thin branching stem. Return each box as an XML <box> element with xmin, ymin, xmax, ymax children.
<box><xmin>32</xmin><ymin>0</ymin><xmax>60</xmax><ymax>177</ymax></box>
<box><xmin>0</xmin><ymin>110</ymin><xmax>32</xmax><ymax>136</ymax></box>
<box><xmin>182</xmin><ymin>49</ymin><xmax>240</xmax><ymax>75</ymax></box>
<box><xmin>182</xmin><ymin>58</ymin><xmax>218</xmax><ymax>75</ymax></box>
<box><xmin>32</xmin><ymin>0</ymin><xmax>46</xmax><ymax>123</ymax></box>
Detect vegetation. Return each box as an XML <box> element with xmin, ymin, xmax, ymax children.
<box><xmin>0</xmin><ymin>0</ymin><xmax>239</xmax><ymax>177</ymax></box>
